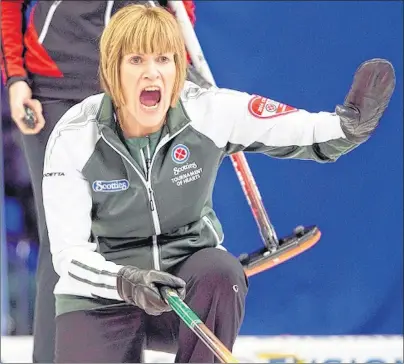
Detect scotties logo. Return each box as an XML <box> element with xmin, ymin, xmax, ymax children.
<box><xmin>92</xmin><ymin>179</ymin><xmax>129</xmax><ymax>192</ymax></box>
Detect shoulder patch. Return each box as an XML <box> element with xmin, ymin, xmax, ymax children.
<box><xmin>248</xmin><ymin>95</ymin><xmax>298</xmax><ymax>119</ymax></box>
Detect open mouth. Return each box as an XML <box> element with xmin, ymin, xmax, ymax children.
<box><xmin>139</xmin><ymin>86</ymin><xmax>161</xmax><ymax>110</ymax></box>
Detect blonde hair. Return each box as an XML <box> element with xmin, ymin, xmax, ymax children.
<box><xmin>99</xmin><ymin>4</ymin><xmax>187</xmax><ymax>108</ymax></box>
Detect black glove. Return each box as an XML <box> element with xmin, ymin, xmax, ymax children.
<box><xmin>336</xmin><ymin>58</ymin><xmax>395</xmax><ymax>143</ymax></box>
<box><xmin>117</xmin><ymin>266</ymin><xmax>186</xmax><ymax>316</ymax></box>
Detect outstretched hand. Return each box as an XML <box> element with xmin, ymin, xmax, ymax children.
<box><xmin>337</xmin><ymin>58</ymin><xmax>395</xmax><ymax>143</ymax></box>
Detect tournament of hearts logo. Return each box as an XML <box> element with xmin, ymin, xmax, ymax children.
<box><xmin>248</xmin><ymin>95</ymin><xmax>298</xmax><ymax>119</ymax></box>
<box><xmin>171</xmin><ymin>144</ymin><xmax>190</xmax><ymax>164</ymax></box>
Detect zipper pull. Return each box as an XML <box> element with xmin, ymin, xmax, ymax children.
<box><xmin>146</xmin><ymin>144</ymin><xmax>152</xmax><ymax>175</ymax></box>
<box><xmin>149</xmin><ymin>188</ymin><xmax>155</xmax><ymax>211</ymax></box>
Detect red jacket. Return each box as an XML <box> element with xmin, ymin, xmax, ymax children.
<box><xmin>1</xmin><ymin>0</ymin><xmax>196</xmax><ymax>100</ymax></box>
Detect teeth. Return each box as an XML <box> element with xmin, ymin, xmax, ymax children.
<box><xmin>142</xmin><ymin>103</ymin><xmax>159</xmax><ymax>109</ymax></box>
<box><xmin>143</xmin><ymin>86</ymin><xmax>160</xmax><ymax>91</ymax></box>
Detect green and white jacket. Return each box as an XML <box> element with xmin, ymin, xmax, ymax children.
<box><xmin>43</xmin><ymin>81</ymin><xmax>359</xmax><ymax>305</ymax></box>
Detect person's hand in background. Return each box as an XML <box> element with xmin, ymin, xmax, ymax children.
<box><xmin>8</xmin><ymin>81</ymin><xmax>45</xmax><ymax>135</ymax></box>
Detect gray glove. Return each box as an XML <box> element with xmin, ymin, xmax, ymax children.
<box><xmin>336</xmin><ymin>58</ymin><xmax>396</xmax><ymax>143</ymax></box>
<box><xmin>117</xmin><ymin>266</ymin><xmax>186</xmax><ymax>316</ymax></box>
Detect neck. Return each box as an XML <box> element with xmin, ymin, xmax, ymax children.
<box><xmin>117</xmin><ymin>108</ymin><xmax>164</xmax><ymax>138</ymax></box>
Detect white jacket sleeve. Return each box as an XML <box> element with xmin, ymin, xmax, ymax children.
<box><xmin>184</xmin><ymin>83</ymin><xmax>359</xmax><ymax>162</ymax></box>
<box><xmin>42</xmin><ymin>132</ymin><xmax>124</xmax><ymax>301</ymax></box>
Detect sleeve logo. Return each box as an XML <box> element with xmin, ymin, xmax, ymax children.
<box><xmin>248</xmin><ymin>95</ymin><xmax>298</xmax><ymax>119</ymax></box>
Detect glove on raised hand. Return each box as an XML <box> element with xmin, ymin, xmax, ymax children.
<box><xmin>336</xmin><ymin>58</ymin><xmax>395</xmax><ymax>143</ymax></box>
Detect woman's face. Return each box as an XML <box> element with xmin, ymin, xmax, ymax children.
<box><xmin>120</xmin><ymin>52</ymin><xmax>176</xmax><ymax>130</ymax></box>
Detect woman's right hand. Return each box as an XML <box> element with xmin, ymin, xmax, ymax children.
<box><xmin>8</xmin><ymin>80</ymin><xmax>45</xmax><ymax>135</ymax></box>
<box><xmin>116</xmin><ymin>266</ymin><xmax>186</xmax><ymax>316</ymax></box>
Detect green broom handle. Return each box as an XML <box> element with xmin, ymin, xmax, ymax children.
<box><xmin>159</xmin><ymin>287</ymin><xmax>239</xmax><ymax>363</ymax></box>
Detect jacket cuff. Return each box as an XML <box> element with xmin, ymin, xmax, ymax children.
<box><xmin>6</xmin><ymin>75</ymin><xmax>32</xmax><ymax>90</ymax></box>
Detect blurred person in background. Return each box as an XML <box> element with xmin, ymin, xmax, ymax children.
<box><xmin>2</xmin><ymin>83</ymin><xmax>38</xmax><ymax>337</ymax></box>
<box><xmin>1</xmin><ymin>1</ymin><xmax>200</xmax><ymax>362</ymax></box>
<box><xmin>2</xmin><ymin>87</ymin><xmax>36</xmax><ymax>240</ymax></box>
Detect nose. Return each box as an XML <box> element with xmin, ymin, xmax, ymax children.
<box><xmin>143</xmin><ymin>60</ymin><xmax>160</xmax><ymax>80</ymax></box>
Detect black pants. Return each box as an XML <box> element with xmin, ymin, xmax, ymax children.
<box><xmin>55</xmin><ymin>248</ymin><xmax>248</xmax><ymax>363</ymax></box>
<box><xmin>21</xmin><ymin>98</ymin><xmax>77</xmax><ymax>363</ymax></box>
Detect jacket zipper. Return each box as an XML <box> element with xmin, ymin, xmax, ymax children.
<box><xmin>100</xmin><ymin>122</ymin><xmax>190</xmax><ymax>271</ymax></box>
<box><xmin>140</xmin><ymin>146</ymin><xmax>160</xmax><ymax>270</ymax></box>
<box><xmin>202</xmin><ymin>215</ymin><xmax>223</xmax><ymax>246</ymax></box>
<box><xmin>100</xmin><ymin>133</ymin><xmax>162</xmax><ymax>268</ymax></box>
<box><xmin>38</xmin><ymin>0</ymin><xmax>63</xmax><ymax>44</ymax></box>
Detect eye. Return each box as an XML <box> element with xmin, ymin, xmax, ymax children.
<box><xmin>129</xmin><ymin>56</ymin><xmax>142</xmax><ymax>64</ymax></box>
<box><xmin>157</xmin><ymin>55</ymin><xmax>171</xmax><ymax>63</ymax></box>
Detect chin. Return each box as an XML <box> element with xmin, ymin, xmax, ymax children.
<box><xmin>139</xmin><ymin>105</ymin><xmax>168</xmax><ymax>123</ymax></box>
<box><xmin>139</xmin><ymin>112</ymin><xmax>165</xmax><ymax>128</ymax></box>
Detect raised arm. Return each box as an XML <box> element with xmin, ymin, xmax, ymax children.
<box><xmin>186</xmin><ymin>59</ymin><xmax>395</xmax><ymax>163</ymax></box>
